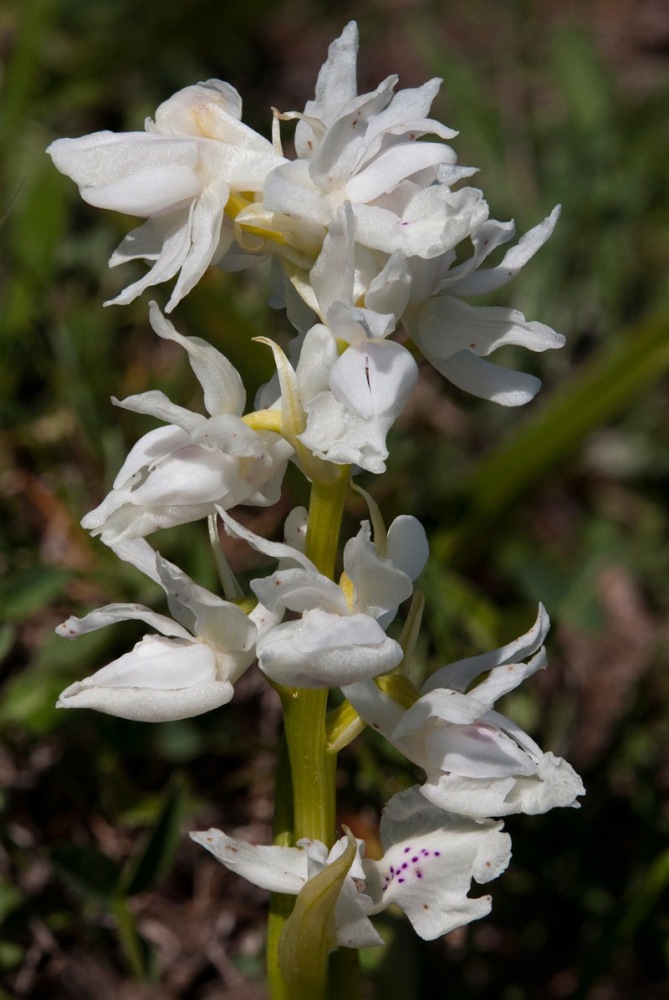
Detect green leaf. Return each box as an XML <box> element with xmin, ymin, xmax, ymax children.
<box><xmin>0</xmin><ymin>672</ymin><xmax>70</xmax><ymax>734</ymax></box>
<box><xmin>616</xmin><ymin>848</ymin><xmax>669</xmax><ymax>943</ymax></box>
<box><xmin>0</xmin><ymin>568</ymin><xmax>71</xmax><ymax>620</ymax></box>
<box><xmin>550</xmin><ymin>24</ymin><xmax>615</xmax><ymax>138</ymax></box>
<box><xmin>452</xmin><ymin>311</ymin><xmax>669</xmax><ymax>561</ymax></box>
<box><xmin>0</xmin><ymin>942</ymin><xmax>24</xmax><ymax>972</ymax></box>
<box><xmin>112</xmin><ymin>897</ymin><xmax>158</xmax><ymax>982</ymax></box>
<box><xmin>50</xmin><ymin>844</ymin><xmax>123</xmax><ymax>907</ymax></box>
<box><xmin>0</xmin><ymin>882</ymin><xmax>22</xmax><ymax>924</ymax></box>
<box><xmin>278</xmin><ymin>830</ymin><xmax>357</xmax><ymax>1000</ymax></box>
<box><xmin>0</xmin><ymin>626</ymin><xmax>15</xmax><ymax>665</ymax></box>
<box><xmin>119</xmin><ymin>772</ymin><xmax>188</xmax><ymax>897</ymax></box>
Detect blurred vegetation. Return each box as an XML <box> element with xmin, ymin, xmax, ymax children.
<box><xmin>1</xmin><ymin>0</ymin><xmax>668</xmax><ymax>997</ymax></box>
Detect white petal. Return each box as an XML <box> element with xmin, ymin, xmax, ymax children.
<box><xmin>148</xmin><ymin>303</ymin><xmax>245</xmax><ymax>416</ymax></box>
<box><xmin>300</xmin><ymin>392</ymin><xmax>391</xmax><ymax>474</ymax></box>
<box><xmin>256</xmin><ymin>609</ymin><xmax>403</xmax><ymax>687</ymax></box>
<box><xmin>70</xmin><ymin>634</ymin><xmax>215</xmax><ymax>689</ymax></box>
<box><xmin>113</xmin><ymin>391</ymin><xmax>203</xmax><ymax>434</ymax></box>
<box><xmin>410</xmin><ymin>295</ymin><xmax>565</xmax><ymax>359</ymax></box>
<box><xmin>84</xmin><ymin>497</ymin><xmax>216</xmax><ymax>544</ymax></box>
<box><xmin>334</xmin><ymin>879</ymin><xmax>383</xmax><ymax>949</ymax></box>
<box><xmin>423</xmin><ymin>604</ymin><xmax>549</xmax><ymax>695</ymax></box>
<box><xmin>153</xmin><ymin>554</ymin><xmax>256</xmax><ymax>659</ymax></box>
<box><xmin>263</xmin><ymin>160</ymin><xmax>330</xmax><ymax>224</ymax></box>
<box><xmin>47</xmin><ymin>133</ymin><xmax>198</xmax><ymax>190</ymax></box>
<box><xmin>298</xmin><ymin>21</ymin><xmax>359</xmax><ymax>136</ymax></box>
<box><xmin>445</xmin><ymin>648</ymin><xmax>547</xmax><ymax>716</ymax></box>
<box><xmin>109</xmin><ymin>212</ymin><xmax>188</xmax><ymax>264</ymax></box>
<box><xmin>217</xmin><ymin>509</ymin><xmax>315</xmax><ymax>572</ymax></box>
<box><xmin>329</xmin><ymin>340</ymin><xmax>418</xmax><ymax>421</ymax></box>
<box><xmin>393</xmin><ymin>688</ymin><xmax>481</xmax><ymax>734</ymax></box>
<box><xmin>326</xmin><ymin>302</ymin><xmax>396</xmax><ymax>344</ymax></box>
<box><xmin>82</xmin><ymin>165</ymin><xmax>201</xmax><ymax>216</ymax></box>
<box><xmin>295</xmin><ymin>325</ymin><xmax>339</xmax><ymax>403</ymax></box>
<box><xmin>453</xmin><ymin>206</ymin><xmax>561</xmax><ymax>297</ymax></box>
<box><xmin>343</xmin><ymin>522</ymin><xmax>413</xmax><ymax>620</ymax></box>
<box><xmin>341</xmin><ymin>678</ymin><xmax>405</xmax><ymax>741</ymax></box>
<box><xmin>128</xmin><ymin>446</ymin><xmax>242</xmax><ymax>506</ymax></box>
<box><xmin>251</xmin><ymin>566</ymin><xmax>348</xmax><ymax>616</ymax></box>
<box><xmin>437</xmin><ymin>349</ymin><xmax>542</xmax><ymax>406</ymax></box>
<box><xmin>111</xmin><ymin>424</ymin><xmax>191</xmax><ymax>489</ymax></box>
<box><xmin>116</xmin><ymin>425</ymin><xmax>276</xmax><ymax>520</ymax></box>
<box><xmin>364</xmin><ymin>252</ymin><xmax>412</xmax><ymax>322</ymax></box>
<box><xmin>105</xmin><ymin>210</ymin><xmax>192</xmax><ymax>307</ymax></box>
<box><xmin>165</xmin><ymin>187</ymin><xmax>227</xmax><ymax>310</ymax></box>
<box><xmin>56</xmin><ymin>604</ymin><xmax>191</xmax><ymax>642</ymax></box>
<box><xmin>190</xmin><ymin>828</ymin><xmax>309</xmax><ymax>893</ymax></box>
<box><xmin>57</xmin><ymin>677</ymin><xmax>233</xmax><ymax>721</ymax></box>
<box><xmin>309</xmin><ymin>76</ymin><xmax>397</xmax><ymax>189</ymax></box>
<box><xmin>419</xmin><ymin>773</ymin><xmax>516</xmax><ymax>819</ymax></box>
<box><xmin>110</xmin><ymin>537</ymin><xmax>163</xmax><ymax>586</ymax></box>
<box><xmin>436</xmin><ymin>218</ymin><xmax>516</xmax><ymax>291</ymax></box>
<box><xmin>352</xmin><ymin>186</ymin><xmax>488</xmax><ymax>259</ymax></box>
<box><xmin>361</xmin><ymin>78</ymin><xmax>456</xmax><ymax>151</ymax></box>
<box><xmin>57</xmin><ymin>636</ymin><xmax>233</xmax><ymax>721</ymax></box>
<box><xmin>153</xmin><ymin>80</ymin><xmax>275</xmax><ymax>154</ymax></box>
<box><xmin>386</xmin><ymin>515</ymin><xmax>429</xmax><ymax>581</ymax></box>
<box><xmin>420</xmin><ymin>752</ymin><xmax>585</xmax><ymax>818</ymax></box>
<box><xmin>309</xmin><ymin>204</ymin><xmax>355</xmax><ymax>318</ymax></box>
<box><xmin>345</xmin><ymin>141</ymin><xmax>456</xmax><ymax>203</ymax></box>
<box><xmin>364</xmin><ymin>786</ymin><xmax>511</xmax><ymax>939</ymax></box>
<box><xmin>422</xmin><ymin>720</ymin><xmax>539</xmax><ymax>779</ymax></box>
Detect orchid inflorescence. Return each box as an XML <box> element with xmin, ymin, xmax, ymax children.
<box><xmin>49</xmin><ymin>22</ymin><xmax>583</xmax><ymax>996</ymax></box>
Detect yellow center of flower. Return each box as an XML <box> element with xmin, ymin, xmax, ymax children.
<box><xmin>338</xmin><ymin>571</ymin><xmax>356</xmax><ymax>611</ymax></box>
<box><xmin>224</xmin><ymin>193</ymin><xmax>290</xmax><ymax>247</ymax></box>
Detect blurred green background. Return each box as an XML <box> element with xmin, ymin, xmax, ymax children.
<box><xmin>1</xmin><ymin>0</ymin><xmax>668</xmax><ymax>997</ymax></box>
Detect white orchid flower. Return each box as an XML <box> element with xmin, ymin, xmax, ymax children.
<box><xmin>252</xmin><ymin>292</ymin><xmax>417</xmax><ymax>476</ymax></box>
<box><xmin>82</xmin><ymin>305</ymin><xmax>292</xmax><ymax>544</ymax></box>
<box><xmin>267</xmin><ymin>35</ymin><xmax>564</xmax><ymax>410</ymax></box>
<box><xmin>343</xmin><ymin>605</ymin><xmax>585</xmax><ymax>818</ymax></box>
<box><xmin>218</xmin><ymin>508</ymin><xmax>427</xmax><ymax>688</ymax></box>
<box><xmin>402</xmin><ymin>207</ymin><xmax>565</xmax><ymax>405</ymax></box>
<box><xmin>301</xmin><ymin>310</ymin><xmax>417</xmax><ymax>475</ymax></box>
<box><xmin>56</xmin><ymin>537</ymin><xmax>260</xmax><ymax>722</ymax></box>
<box><xmin>192</xmin><ymin>785</ymin><xmax>510</xmax><ymax>945</ymax></box>
<box><xmin>259</xmin><ymin>207</ymin><xmax>418</xmax><ymax>475</ymax></box>
<box><xmin>192</xmin><ymin>826</ymin><xmax>382</xmax><ymax>950</ymax></box>
<box><xmin>235</xmin><ymin>22</ymin><xmax>485</xmax><ymax>269</ymax></box>
<box><xmin>290</xmin><ymin>317</ymin><xmax>417</xmax><ymax>475</ymax></box>
<box><xmin>48</xmin><ymin>80</ymin><xmax>284</xmax><ymax>310</ymax></box>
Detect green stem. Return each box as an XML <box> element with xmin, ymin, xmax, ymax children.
<box><xmin>267</xmin><ymin>467</ymin><xmax>350</xmax><ymax>998</ymax></box>
<box><xmin>281</xmin><ymin>687</ymin><xmax>336</xmax><ymax>843</ymax></box>
<box><xmin>267</xmin><ymin>739</ymin><xmax>295</xmax><ymax>1000</ymax></box>
<box><xmin>304</xmin><ymin>470</ymin><xmax>350</xmax><ymax>579</ymax></box>
<box><xmin>283</xmin><ymin>465</ymin><xmax>349</xmax><ymax>845</ymax></box>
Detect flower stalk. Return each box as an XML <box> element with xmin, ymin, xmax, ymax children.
<box><xmin>266</xmin><ymin>467</ymin><xmax>349</xmax><ymax>995</ymax></box>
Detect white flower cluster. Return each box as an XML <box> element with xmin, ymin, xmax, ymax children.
<box><xmin>49</xmin><ymin>23</ymin><xmax>563</xmax><ymax>474</ymax></box>
<box><xmin>50</xmin><ymin>23</ymin><xmax>582</xmax><ymax>951</ymax></box>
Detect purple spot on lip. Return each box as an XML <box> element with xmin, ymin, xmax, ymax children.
<box><xmin>434</xmin><ymin>851</ymin><xmax>441</xmax><ymax>857</ymax></box>
<box><xmin>398</xmin><ymin>878</ymin><xmax>405</xmax><ymax>883</ymax></box>
<box><xmin>404</xmin><ymin>846</ymin><xmax>411</xmax><ymax>853</ymax></box>
<box><xmin>416</xmin><ymin>871</ymin><xmax>423</xmax><ymax>879</ymax></box>
<box><xmin>401</xmin><ymin>862</ymin><xmax>408</xmax><ymax>870</ymax></box>
<box><xmin>412</xmin><ymin>856</ymin><xmax>419</xmax><ymax>863</ymax></box>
